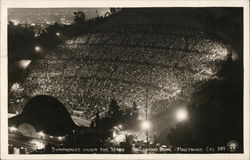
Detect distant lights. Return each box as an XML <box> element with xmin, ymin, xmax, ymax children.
<box><xmin>34</xmin><ymin>33</ymin><xmax>39</xmax><ymax>37</ymax></box>
<box><xmin>35</xmin><ymin>46</ymin><xmax>41</xmax><ymax>52</ymax></box>
<box><xmin>12</xmin><ymin>20</ymin><xmax>19</xmax><ymax>26</ymax></box>
<box><xmin>56</xmin><ymin>32</ymin><xmax>61</xmax><ymax>36</ymax></box>
<box><xmin>58</xmin><ymin>136</ymin><xmax>64</xmax><ymax>141</ymax></box>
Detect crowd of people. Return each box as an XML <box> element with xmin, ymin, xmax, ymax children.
<box><xmin>10</xmin><ymin>25</ymin><xmax>229</xmax><ymax>119</ymax></box>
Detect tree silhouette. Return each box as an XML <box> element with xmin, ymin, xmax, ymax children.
<box><xmin>110</xmin><ymin>8</ymin><xmax>117</xmax><ymax>15</ymax></box>
<box><xmin>73</xmin><ymin>11</ymin><xmax>86</xmax><ymax>35</ymax></box>
<box><xmin>73</xmin><ymin>11</ymin><xmax>86</xmax><ymax>25</ymax></box>
<box><xmin>108</xmin><ymin>99</ymin><xmax>122</xmax><ymax>124</ymax></box>
<box><xmin>94</xmin><ymin>107</ymin><xmax>100</xmax><ymax>127</ymax></box>
<box><xmin>132</xmin><ymin>101</ymin><xmax>139</xmax><ymax>121</ymax></box>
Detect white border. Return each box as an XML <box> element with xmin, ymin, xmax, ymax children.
<box><xmin>1</xmin><ymin>0</ymin><xmax>249</xmax><ymax>160</ymax></box>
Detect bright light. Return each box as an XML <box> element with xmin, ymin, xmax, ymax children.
<box><xmin>56</xmin><ymin>32</ymin><xmax>61</xmax><ymax>36</ymax></box>
<box><xmin>57</xmin><ymin>136</ymin><xmax>63</xmax><ymax>141</ymax></box>
<box><xmin>17</xmin><ymin>60</ymin><xmax>31</xmax><ymax>69</ymax></box>
<box><xmin>35</xmin><ymin>46</ymin><xmax>41</xmax><ymax>52</ymax></box>
<box><xmin>9</xmin><ymin>126</ymin><xmax>17</xmax><ymax>132</ymax></box>
<box><xmin>176</xmin><ymin>109</ymin><xmax>188</xmax><ymax>122</ymax></box>
<box><xmin>38</xmin><ymin>131</ymin><xmax>45</xmax><ymax>137</ymax></box>
<box><xmin>141</xmin><ymin>120</ymin><xmax>151</xmax><ymax>130</ymax></box>
<box><xmin>118</xmin><ymin>124</ymin><xmax>122</xmax><ymax>129</ymax></box>
<box><xmin>113</xmin><ymin>126</ymin><xmax>118</xmax><ymax>130</ymax></box>
<box><xmin>113</xmin><ymin>131</ymin><xmax>117</xmax><ymax>138</ymax></box>
<box><xmin>30</xmin><ymin>140</ymin><xmax>45</xmax><ymax>150</ymax></box>
<box><xmin>113</xmin><ymin>133</ymin><xmax>126</xmax><ymax>143</ymax></box>
<box><xmin>11</xmin><ymin>20</ymin><xmax>19</xmax><ymax>26</ymax></box>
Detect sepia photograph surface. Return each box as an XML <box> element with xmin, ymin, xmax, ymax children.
<box><xmin>1</xmin><ymin>0</ymin><xmax>249</xmax><ymax>159</ymax></box>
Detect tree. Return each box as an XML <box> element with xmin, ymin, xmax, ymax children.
<box><xmin>37</xmin><ymin>22</ymin><xmax>63</xmax><ymax>49</ymax></box>
<box><xmin>73</xmin><ymin>11</ymin><xmax>86</xmax><ymax>35</ymax></box>
<box><xmin>110</xmin><ymin>8</ymin><xmax>117</xmax><ymax>15</ymax></box>
<box><xmin>94</xmin><ymin>107</ymin><xmax>100</xmax><ymax>127</ymax></box>
<box><xmin>90</xmin><ymin>119</ymin><xmax>95</xmax><ymax>128</ymax></box>
<box><xmin>131</xmin><ymin>101</ymin><xmax>139</xmax><ymax>120</ymax></box>
<box><xmin>73</xmin><ymin>11</ymin><xmax>86</xmax><ymax>25</ymax></box>
<box><xmin>108</xmin><ymin>99</ymin><xmax>122</xmax><ymax>123</ymax></box>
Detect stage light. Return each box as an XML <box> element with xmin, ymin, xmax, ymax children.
<box><xmin>56</xmin><ymin>32</ymin><xmax>61</xmax><ymax>36</ymax></box>
<box><xmin>141</xmin><ymin>120</ymin><xmax>151</xmax><ymax>130</ymax></box>
<box><xmin>18</xmin><ymin>60</ymin><xmax>31</xmax><ymax>69</ymax></box>
<box><xmin>35</xmin><ymin>46</ymin><xmax>41</xmax><ymax>52</ymax></box>
<box><xmin>176</xmin><ymin>108</ymin><xmax>188</xmax><ymax>122</ymax></box>
<box><xmin>57</xmin><ymin>136</ymin><xmax>63</xmax><ymax>141</ymax></box>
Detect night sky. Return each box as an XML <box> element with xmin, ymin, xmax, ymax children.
<box><xmin>8</xmin><ymin>8</ymin><xmax>110</xmax><ymax>24</ymax></box>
